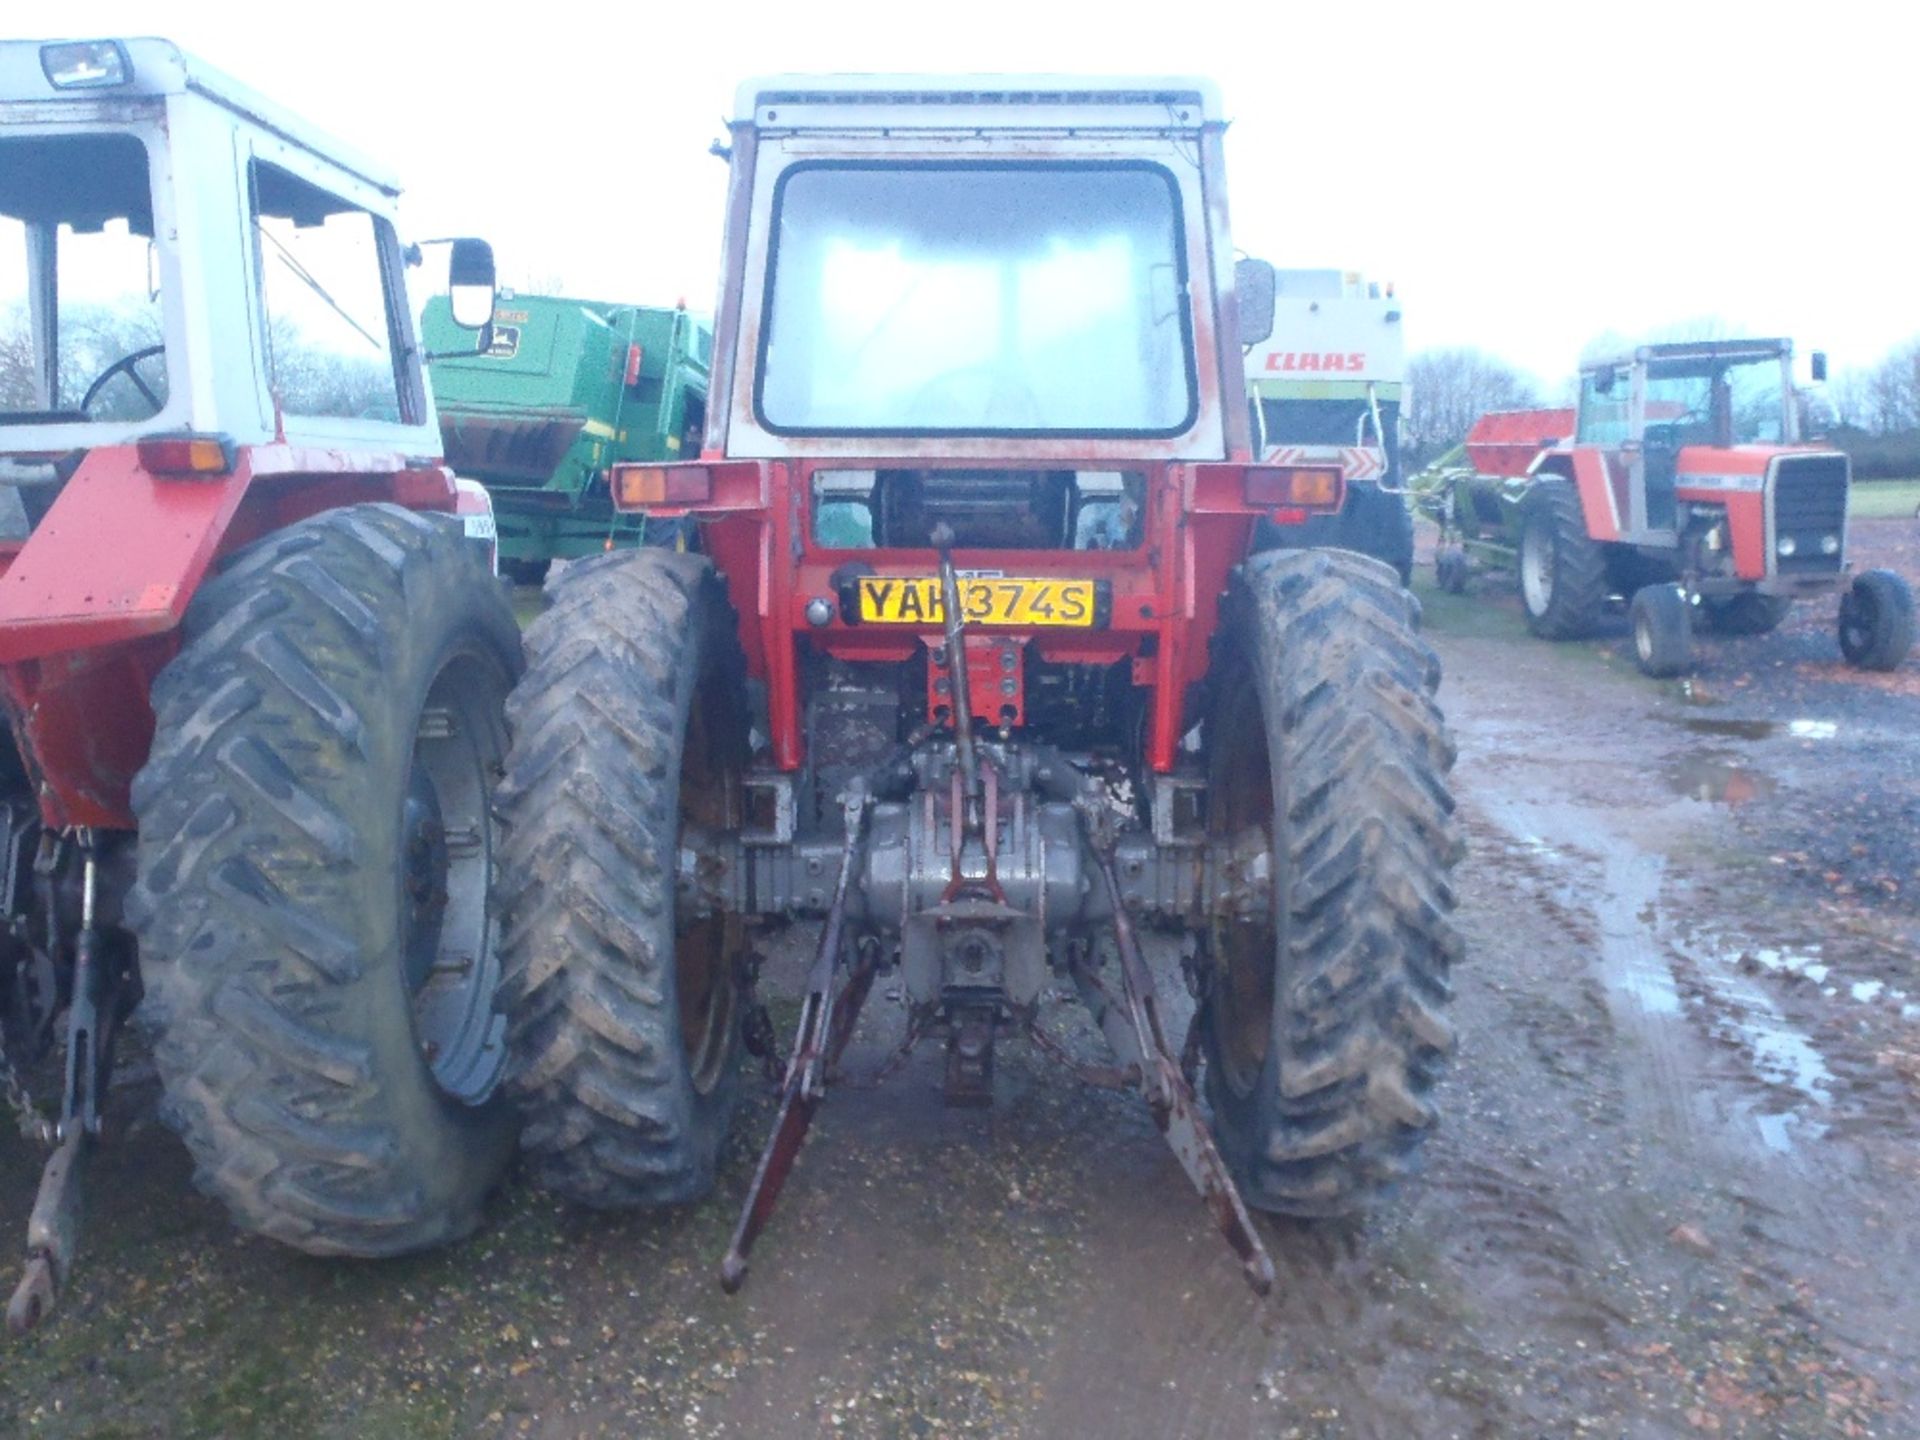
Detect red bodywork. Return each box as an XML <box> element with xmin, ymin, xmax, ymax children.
<box><xmin>0</xmin><ymin>443</ymin><xmax>460</xmax><ymax>830</ymax></box>
<box><xmin>1466</xmin><ymin>408</ymin><xmax>1813</xmax><ymax>584</ymax></box>
<box><xmin>619</xmin><ymin>459</ymin><xmax>1332</xmax><ymax>776</ymax></box>
<box><xmin>1463</xmin><ymin>409</ymin><xmax>1574</xmax><ymax>478</ymax></box>
<box><xmin>1549</xmin><ymin>445</ymin><xmax>1772</xmax><ymax>573</ymax></box>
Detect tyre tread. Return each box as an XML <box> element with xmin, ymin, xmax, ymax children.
<box><xmin>1523</xmin><ymin>479</ymin><xmax>1608</xmax><ymax>639</ymax></box>
<box><xmin>129</xmin><ymin>503</ymin><xmax>517</xmax><ymax>1257</ymax></box>
<box><xmin>497</xmin><ymin>548</ymin><xmax>743</xmax><ymax>1208</ymax></box>
<box><xmin>1209</xmin><ymin>548</ymin><xmax>1462</xmax><ymax>1216</ymax></box>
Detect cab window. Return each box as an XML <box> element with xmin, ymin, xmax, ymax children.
<box><xmin>0</xmin><ymin>133</ymin><xmax>168</xmax><ymax>423</ymax></box>
<box><xmin>1576</xmin><ymin>369</ymin><xmax>1631</xmax><ymax>445</ymax></box>
<box><xmin>250</xmin><ymin>160</ymin><xmax>413</xmax><ymax>423</ymax></box>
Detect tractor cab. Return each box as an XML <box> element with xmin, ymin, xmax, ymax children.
<box><xmin>0</xmin><ymin>40</ymin><xmax>493</xmax><ymax>524</ymax></box>
<box><xmin>1575</xmin><ymin>339</ymin><xmax>1801</xmax><ymax>538</ymax></box>
<box><xmin>0</xmin><ymin>37</ymin><xmax>498</xmax><ymax>662</ymax></box>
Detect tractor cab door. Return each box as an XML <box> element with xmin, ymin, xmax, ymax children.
<box><xmin>1641</xmin><ymin>427</ymin><xmax>1678</xmax><ymax>532</ymax></box>
<box><xmin>1637</xmin><ymin>360</ymin><xmax>1733</xmax><ymax>542</ymax></box>
<box><xmin>1587</xmin><ymin>359</ymin><xmax>1676</xmax><ymax>547</ymax></box>
<box><xmin>1579</xmin><ymin>363</ymin><xmax>1666</xmax><ymax>546</ymax></box>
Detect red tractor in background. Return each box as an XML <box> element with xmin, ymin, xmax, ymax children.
<box><xmin>491</xmin><ymin>76</ymin><xmax>1462</xmax><ymax>1295</ymax></box>
<box><xmin>0</xmin><ymin>39</ymin><xmax>512</xmax><ymax>1332</ymax></box>
<box><xmin>1424</xmin><ymin>340</ymin><xmax>1913</xmax><ymax>676</ymax></box>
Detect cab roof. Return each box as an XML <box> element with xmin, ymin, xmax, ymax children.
<box><xmin>734</xmin><ymin>73</ymin><xmax>1224</xmax><ymax>128</ymax></box>
<box><xmin>1585</xmin><ymin>338</ymin><xmax>1791</xmax><ymax>373</ymax></box>
<box><xmin>0</xmin><ymin>37</ymin><xmax>400</xmax><ymax>196</ymax></box>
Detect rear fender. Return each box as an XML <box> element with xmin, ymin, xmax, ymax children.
<box><xmin>0</xmin><ymin>445</ymin><xmax>254</xmax><ymax>666</ymax></box>
<box><xmin>1528</xmin><ymin>450</ymin><xmax>1620</xmax><ymax>542</ymax></box>
<box><xmin>0</xmin><ymin>444</ymin><xmax>458</xmax><ymax>828</ymax></box>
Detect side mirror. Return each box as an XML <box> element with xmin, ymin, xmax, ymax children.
<box><xmin>1810</xmin><ymin>350</ymin><xmax>1828</xmax><ymax>383</ymax></box>
<box><xmin>447</xmin><ymin>238</ymin><xmax>497</xmax><ymax>332</ymax></box>
<box><xmin>1234</xmin><ymin>258</ymin><xmax>1276</xmax><ymax>349</ymax></box>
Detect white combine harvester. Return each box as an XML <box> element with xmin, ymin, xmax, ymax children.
<box><xmin>1246</xmin><ymin>268</ymin><xmax>1412</xmax><ymax>581</ymax></box>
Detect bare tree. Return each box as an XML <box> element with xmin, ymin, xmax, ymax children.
<box><xmin>1830</xmin><ymin>338</ymin><xmax>1920</xmax><ymax>438</ymax></box>
<box><xmin>0</xmin><ymin>300</ymin><xmax>165</xmax><ymax>417</ymax></box>
<box><xmin>1646</xmin><ymin>315</ymin><xmax>1738</xmax><ymax>345</ymax></box>
<box><xmin>1818</xmin><ymin>338</ymin><xmax>1920</xmax><ymax>476</ymax></box>
<box><xmin>1829</xmin><ymin>368</ymin><xmax>1873</xmax><ymax>430</ymax></box>
<box><xmin>1404</xmin><ymin>348</ymin><xmax>1542</xmax><ymax>464</ymax></box>
<box><xmin>1579</xmin><ymin>316</ymin><xmax>1736</xmax><ymax>368</ymax></box>
<box><xmin>0</xmin><ymin>301</ymin><xmax>396</xmax><ymax>423</ymax></box>
<box><xmin>0</xmin><ymin>305</ymin><xmax>34</xmax><ymax>411</ymax></box>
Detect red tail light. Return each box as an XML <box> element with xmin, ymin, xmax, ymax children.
<box><xmin>1244</xmin><ymin>465</ymin><xmax>1342</xmax><ymax>510</ymax></box>
<box><xmin>137</xmin><ymin>433</ymin><xmax>237</xmax><ymax>477</ymax></box>
<box><xmin>611</xmin><ymin>464</ymin><xmax>710</xmax><ymax>509</ymax></box>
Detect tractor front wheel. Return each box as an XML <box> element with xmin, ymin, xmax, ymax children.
<box><xmin>1838</xmin><ymin>568</ymin><xmax>1915</xmax><ymax>671</ymax></box>
<box><xmin>495</xmin><ymin>549</ymin><xmax>748</xmax><ymax>1207</ymax></box>
<box><xmin>129</xmin><ymin>504</ymin><xmax>522</xmax><ymax>1256</ymax></box>
<box><xmin>1630</xmin><ymin>584</ymin><xmax>1693</xmax><ymax>678</ymax></box>
<box><xmin>1518</xmin><ymin>478</ymin><xmax>1608</xmax><ymax>639</ymax></box>
<box><xmin>1201</xmin><ymin>549</ymin><xmax>1462</xmax><ymax>1217</ymax></box>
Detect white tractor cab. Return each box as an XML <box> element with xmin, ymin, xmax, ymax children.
<box><xmin>1244</xmin><ymin>267</ymin><xmax>1412</xmax><ymax>582</ymax></box>
<box><xmin>0</xmin><ymin>39</ymin><xmax>497</xmax><ymax>516</ymax></box>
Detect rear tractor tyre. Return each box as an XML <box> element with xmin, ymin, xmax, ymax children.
<box><xmin>1518</xmin><ymin>478</ymin><xmax>1608</xmax><ymax>639</ymax></box>
<box><xmin>1838</xmin><ymin>568</ymin><xmax>1915</xmax><ymax>672</ymax></box>
<box><xmin>1702</xmin><ymin>592</ymin><xmax>1791</xmax><ymax>636</ymax></box>
<box><xmin>128</xmin><ymin>504</ymin><xmax>523</xmax><ymax>1256</ymax></box>
<box><xmin>496</xmin><ymin>548</ymin><xmax>749</xmax><ymax>1208</ymax></box>
<box><xmin>1201</xmin><ymin>549</ymin><xmax>1462</xmax><ymax>1217</ymax></box>
<box><xmin>1630</xmin><ymin>583</ymin><xmax>1693</xmax><ymax>678</ymax></box>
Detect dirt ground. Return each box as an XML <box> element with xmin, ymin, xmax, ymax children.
<box><xmin>3</xmin><ymin>519</ymin><xmax>1917</xmax><ymax>1439</ymax></box>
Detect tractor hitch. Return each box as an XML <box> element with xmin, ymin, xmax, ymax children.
<box><xmin>718</xmin><ymin>784</ymin><xmax>875</xmax><ymax>1293</ymax></box>
<box><xmin>7</xmin><ymin>1128</ymin><xmax>83</xmax><ymax>1336</ymax></box>
<box><xmin>6</xmin><ymin>846</ymin><xmax>136</xmax><ymax>1337</ymax></box>
<box><xmin>1075</xmin><ymin>802</ymin><xmax>1276</xmax><ymax>1297</ymax></box>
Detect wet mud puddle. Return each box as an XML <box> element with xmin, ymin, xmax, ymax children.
<box><xmin>1476</xmin><ymin>792</ymin><xmax>1840</xmax><ymax>1159</ymax></box>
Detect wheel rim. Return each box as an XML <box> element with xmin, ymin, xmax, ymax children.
<box><xmin>675</xmin><ymin>680</ymin><xmax>742</xmax><ymax>1096</ymax></box>
<box><xmin>1520</xmin><ymin>523</ymin><xmax>1554</xmax><ymax>617</ymax></box>
<box><xmin>401</xmin><ymin>648</ymin><xmax>509</xmax><ymax>1106</ymax></box>
<box><xmin>1208</xmin><ymin>676</ymin><xmax>1277</xmax><ymax>1098</ymax></box>
<box><xmin>1634</xmin><ymin>611</ymin><xmax>1655</xmax><ymax>664</ymax></box>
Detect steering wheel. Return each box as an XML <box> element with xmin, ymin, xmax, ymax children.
<box><xmin>80</xmin><ymin>344</ymin><xmax>167</xmax><ymax>418</ymax></box>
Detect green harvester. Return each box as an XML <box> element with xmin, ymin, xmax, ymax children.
<box><xmin>423</xmin><ymin>293</ymin><xmax>712</xmax><ymax>582</ymax></box>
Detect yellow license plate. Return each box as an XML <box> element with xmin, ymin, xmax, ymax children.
<box><xmin>856</xmin><ymin>576</ymin><xmax>1097</xmax><ymax>627</ymax></box>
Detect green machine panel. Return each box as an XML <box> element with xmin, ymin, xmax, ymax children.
<box><xmin>424</xmin><ymin>293</ymin><xmax>712</xmax><ymax>576</ymax></box>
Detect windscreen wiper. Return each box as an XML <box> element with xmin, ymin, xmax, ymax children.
<box><xmin>257</xmin><ymin>224</ymin><xmax>383</xmax><ymax>353</ymax></box>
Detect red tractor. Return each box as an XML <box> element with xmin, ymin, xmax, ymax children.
<box><xmin>0</xmin><ymin>40</ymin><xmax>512</xmax><ymax>1332</ymax></box>
<box><xmin>492</xmin><ymin>77</ymin><xmax>1463</xmax><ymax>1293</ymax></box>
<box><xmin>1427</xmin><ymin>340</ymin><xmax>1913</xmax><ymax>676</ymax></box>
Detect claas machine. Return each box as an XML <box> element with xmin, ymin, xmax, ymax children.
<box><xmin>1422</xmin><ymin>339</ymin><xmax>1912</xmax><ymax>676</ymax></box>
<box><xmin>489</xmin><ymin>76</ymin><xmax>1463</xmax><ymax>1293</ymax></box>
<box><xmin>1245</xmin><ymin>266</ymin><xmax>1414</xmax><ymax>583</ymax></box>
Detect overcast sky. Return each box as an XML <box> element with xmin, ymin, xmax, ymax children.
<box><xmin>37</xmin><ymin>0</ymin><xmax>1920</xmax><ymax>388</ymax></box>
